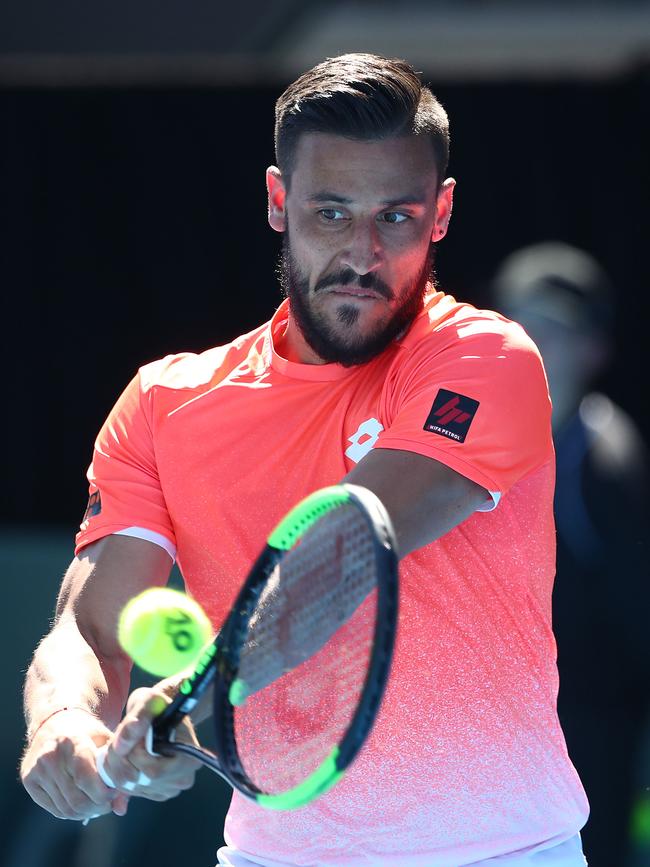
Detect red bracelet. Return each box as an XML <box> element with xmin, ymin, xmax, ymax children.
<box><xmin>28</xmin><ymin>706</ymin><xmax>97</xmax><ymax>743</ymax></box>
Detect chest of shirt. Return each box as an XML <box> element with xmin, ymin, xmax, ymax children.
<box><xmin>149</xmin><ymin>372</ymin><xmax>389</xmax><ymax>592</ymax></box>
<box><xmin>155</xmin><ymin>372</ymin><xmax>389</xmax><ymax>494</ymax></box>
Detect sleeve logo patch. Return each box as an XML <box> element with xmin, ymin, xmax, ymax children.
<box><xmin>82</xmin><ymin>491</ymin><xmax>102</xmax><ymax>521</ymax></box>
<box><xmin>423</xmin><ymin>389</ymin><xmax>480</xmax><ymax>443</ymax></box>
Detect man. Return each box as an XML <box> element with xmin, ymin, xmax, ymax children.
<box><xmin>21</xmin><ymin>54</ymin><xmax>589</xmax><ymax>866</ymax></box>
<box><xmin>492</xmin><ymin>242</ymin><xmax>650</xmax><ymax>867</ymax></box>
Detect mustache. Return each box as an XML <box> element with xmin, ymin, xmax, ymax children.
<box><xmin>314</xmin><ymin>269</ymin><xmax>394</xmax><ymax>301</ymax></box>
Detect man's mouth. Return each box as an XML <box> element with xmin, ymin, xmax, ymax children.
<box><xmin>325</xmin><ymin>286</ymin><xmax>383</xmax><ymax>299</ymax></box>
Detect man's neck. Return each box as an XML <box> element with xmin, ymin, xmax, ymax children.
<box><xmin>273</xmin><ymin>312</ymin><xmax>329</xmax><ymax>365</ymax></box>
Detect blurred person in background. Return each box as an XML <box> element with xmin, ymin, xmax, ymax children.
<box><xmin>492</xmin><ymin>242</ymin><xmax>650</xmax><ymax>867</ymax></box>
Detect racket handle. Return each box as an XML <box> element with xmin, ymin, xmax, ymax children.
<box><xmin>94</xmin><ymin>738</ymin><xmax>154</xmax><ymax>790</ymax></box>
<box><xmin>81</xmin><ymin>746</ymin><xmax>115</xmax><ymax>826</ymax></box>
<box><xmin>95</xmin><ymin>744</ymin><xmax>116</xmax><ymax>788</ymax></box>
<box><xmin>83</xmin><ymin>733</ymin><xmax>155</xmax><ymax>825</ymax></box>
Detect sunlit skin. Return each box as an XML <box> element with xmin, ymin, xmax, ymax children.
<box><xmin>267</xmin><ymin>133</ymin><xmax>455</xmax><ymax>364</ymax></box>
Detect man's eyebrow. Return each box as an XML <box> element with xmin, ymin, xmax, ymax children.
<box><xmin>306</xmin><ymin>192</ymin><xmax>353</xmax><ymax>204</ymax></box>
<box><xmin>381</xmin><ymin>194</ymin><xmax>428</xmax><ymax>208</ymax></box>
<box><xmin>306</xmin><ymin>191</ymin><xmax>429</xmax><ymax>207</ymax></box>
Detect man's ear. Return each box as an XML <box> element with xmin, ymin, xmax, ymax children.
<box><xmin>432</xmin><ymin>177</ymin><xmax>456</xmax><ymax>242</ymax></box>
<box><xmin>267</xmin><ymin>166</ymin><xmax>287</xmax><ymax>232</ymax></box>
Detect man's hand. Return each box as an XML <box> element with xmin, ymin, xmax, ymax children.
<box><xmin>21</xmin><ymin>708</ymin><xmax>129</xmax><ymax>822</ymax></box>
<box><xmin>21</xmin><ymin>535</ymin><xmax>177</xmax><ymax>821</ymax></box>
<box><xmin>98</xmin><ymin>687</ymin><xmax>200</xmax><ymax>802</ymax></box>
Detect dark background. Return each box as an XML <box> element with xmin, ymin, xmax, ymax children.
<box><xmin>4</xmin><ymin>71</ymin><xmax>650</xmax><ymax>528</ymax></box>
<box><xmin>2</xmin><ymin>8</ymin><xmax>650</xmax><ymax>864</ymax></box>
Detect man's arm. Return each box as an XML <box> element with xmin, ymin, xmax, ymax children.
<box><xmin>93</xmin><ymin>450</ymin><xmax>486</xmax><ymax>805</ymax></box>
<box><xmin>344</xmin><ymin>447</ymin><xmax>489</xmax><ymax>557</ymax></box>
<box><xmin>22</xmin><ymin>450</ymin><xmax>485</xmax><ymax>822</ymax></box>
<box><xmin>20</xmin><ymin>534</ymin><xmax>190</xmax><ymax>821</ymax></box>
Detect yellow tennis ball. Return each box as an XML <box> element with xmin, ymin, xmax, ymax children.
<box><xmin>118</xmin><ymin>587</ymin><xmax>212</xmax><ymax>677</ymax></box>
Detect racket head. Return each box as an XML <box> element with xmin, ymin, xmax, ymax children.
<box><xmin>211</xmin><ymin>483</ymin><xmax>398</xmax><ymax>810</ymax></box>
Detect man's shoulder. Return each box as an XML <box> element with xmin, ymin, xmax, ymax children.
<box><xmin>400</xmin><ymin>290</ymin><xmax>539</xmax><ymax>359</ymax></box>
<box><xmin>137</xmin><ymin>320</ymin><xmax>271</xmax><ymax>394</ymax></box>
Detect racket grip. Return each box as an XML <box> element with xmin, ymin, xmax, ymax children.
<box><xmin>83</xmin><ymin>736</ymin><xmax>154</xmax><ymax>825</ymax></box>
<box><xmin>81</xmin><ymin>745</ymin><xmax>116</xmax><ymax>825</ymax></box>
<box><xmin>95</xmin><ymin>744</ymin><xmax>117</xmax><ymax>788</ymax></box>
<box><xmin>94</xmin><ymin>741</ymin><xmax>153</xmax><ymax>790</ymax></box>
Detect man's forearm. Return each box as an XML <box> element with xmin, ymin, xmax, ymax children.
<box><xmin>24</xmin><ymin>617</ymin><xmax>132</xmax><ymax>739</ymax></box>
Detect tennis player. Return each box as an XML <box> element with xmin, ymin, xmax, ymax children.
<box><xmin>21</xmin><ymin>54</ymin><xmax>589</xmax><ymax>865</ymax></box>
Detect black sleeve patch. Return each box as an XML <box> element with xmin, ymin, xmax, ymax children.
<box><xmin>82</xmin><ymin>491</ymin><xmax>102</xmax><ymax>521</ymax></box>
<box><xmin>423</xmin><ymin>389</ymin><xmax>480</xmax><ymax>443</ymax></box>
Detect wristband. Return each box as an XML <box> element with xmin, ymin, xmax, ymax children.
<box><xmin>28</xmin><ymin>706</ymin><xmax>96</xmax><ymax>743</ymax></box>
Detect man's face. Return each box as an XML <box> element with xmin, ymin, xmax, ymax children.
<box><xmin>268</xmin><ymin>133</ymin><xmax>453</xmax><ymax>365</ymax></box>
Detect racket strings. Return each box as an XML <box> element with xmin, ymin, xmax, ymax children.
<box><xmin>234</xmin><ymin>597</ymin><xmax>376</xmax><ymax>792</ymax></box>
<box><xmin>237</xmin><ymin>504</ymin><xmax>376</xmax><ymax>696</ymax></box>
<box><xmin>232</xmin><ymin>503</ymin><xmax>379</xmax><ymax>794</ymax></box>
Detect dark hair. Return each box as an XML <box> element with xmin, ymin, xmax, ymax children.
<box><xmin>274</xmin><ymin>53</ymin><xmax>450</xmax><ymax>189</ymax></box>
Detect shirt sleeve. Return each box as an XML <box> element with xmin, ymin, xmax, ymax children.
<box><xmin>75</xmin><ymin>371</ymin><xmax>176</xmax><ymax>555</ymax></box>
<box><xmin>375</xmin><ymin>317</ymin><xmax>554</xmax><ymax>503</ymax></box>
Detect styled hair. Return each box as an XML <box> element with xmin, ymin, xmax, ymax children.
<box><xmin>274</xmin><ymin>53</ymin><xmax>450</xmax><ymax>188</ymax></box>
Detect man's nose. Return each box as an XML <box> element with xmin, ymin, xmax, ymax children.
<box><xmin>339</xmin><ymin>221</ymin><xmax>383</xmax><ymax>276</ymax></box>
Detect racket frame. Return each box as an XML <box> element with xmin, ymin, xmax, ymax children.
<box><xmin>152</xmin><ymin>483</ymin><xmax>398</xmax><ymax>810</ymax></box>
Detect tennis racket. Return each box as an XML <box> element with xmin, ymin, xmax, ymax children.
<box><xmin>104</xmin><ymin>483</ymin><xmax>398</xmax><ymax>811</ymax></box>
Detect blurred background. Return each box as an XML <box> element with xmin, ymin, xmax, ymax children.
<box><xmin>2</xmin><ymin>1</ymin><xmax>649</xmax><ymax>865</ymax></box>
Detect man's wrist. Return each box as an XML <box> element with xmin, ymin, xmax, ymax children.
<box><xmin>27</xmin><ymin>706</ymin><xmax>98</xmax><ymax>744</ymax></box>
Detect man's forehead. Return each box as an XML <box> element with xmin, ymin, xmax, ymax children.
<box><xmin>289</xmin><ymin>132</ymin><xmax>439</xmax><ymax>196</ymax></box>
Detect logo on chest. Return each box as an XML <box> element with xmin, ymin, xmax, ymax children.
<box><xmin>345</xmin><ymin>417</ymin><xmax>384</xmax><ymax>463</ymax></box>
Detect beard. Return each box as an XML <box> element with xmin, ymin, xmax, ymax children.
<box><xmin>277</xmin><ymin>234</ymin><xmax>436</xmax><ymax>367</ymax></box>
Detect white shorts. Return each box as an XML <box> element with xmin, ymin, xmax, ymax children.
<box><xmin>216</xmin><ymin>832</ymin><xmax>587</xmax><ymax>867</ymax></box>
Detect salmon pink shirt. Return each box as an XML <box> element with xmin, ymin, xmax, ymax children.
<box><xmin>76</xmin><ymin>291</ymin><xmax>588</xmax><ymax>865</ymax></box>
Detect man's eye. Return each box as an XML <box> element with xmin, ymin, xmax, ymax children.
<box><xmin>319</xmin><ymin>209</ymin><xmax>345</xmax><ymax>221</ymax></box>
<box><xmin>380</xmin><ymin>212</ymin><xmax>409</xmax><ymax>224</ymax></box>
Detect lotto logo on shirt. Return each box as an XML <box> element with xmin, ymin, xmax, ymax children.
<box><xmin>423</xmin><ymin>389</ymin><xmax>480</xmax><ymax>443</ymax></box>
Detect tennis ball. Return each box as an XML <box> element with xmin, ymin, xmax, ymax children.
<box><xmin>118</xmin><ymin>587</ymin><xmax>212</xmax><ymax>678</ymax></box>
